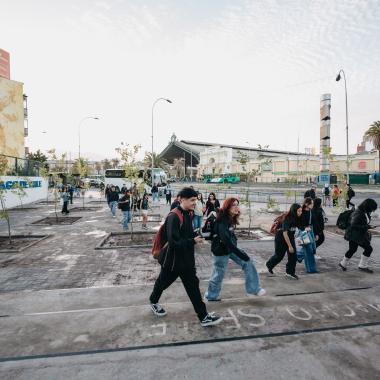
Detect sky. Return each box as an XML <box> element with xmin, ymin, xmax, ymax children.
<box><xmin>2</xmin><ymin>0</ymin><xmax>380</xmax><ymax>161</ymax></box>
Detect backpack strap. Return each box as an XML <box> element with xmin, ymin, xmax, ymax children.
<box><xmin>170</xmin><ymin>207</ymin><xmax>184</xmax><ymax>226</ymax></box>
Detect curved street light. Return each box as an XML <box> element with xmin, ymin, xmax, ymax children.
<box><xmin>78</xmin><ymin>116</ymin><xmax>99</xmax><ymax>160</ymax></box>
<box><xmin>336</xmin><ymin>69</ymin><xmax>349</xmax><ymax>183</ymax></box>
<box><xmin>151</xmin><ymin>98</ymin><xmax>172</xmax><ymax>186</ymax></box>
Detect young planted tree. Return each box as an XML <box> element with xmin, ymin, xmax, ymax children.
<box><xmin>0</xmin><ymin>156</ymin><xmax>12</xmax><ymax>243</ymax></box>
<box><xmin>11</xmin><ymin>182</ymin><xmax>27</xmax><ymax>209</ymax></box>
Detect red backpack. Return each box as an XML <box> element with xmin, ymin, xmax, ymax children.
<box><xmin>270</xmin><ymin>212</ymin><xmax>287</xmax><ymax>235</ymax></box>
<box><xmin>151</xmin><ymin>208</ymin><xmax>191</xmax><ymax>260</ymax></box>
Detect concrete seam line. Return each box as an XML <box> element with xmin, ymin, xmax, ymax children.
<box><xmin>0</xmin><ymin>321</ymin><xmax>379</xmax><ymax>363</ymax></box>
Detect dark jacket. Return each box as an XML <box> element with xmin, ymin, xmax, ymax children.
<box><xmin>312</xmin><ymin>208</ymin><xmax>325</xmax><ymax>235</ymax></box>
<box><xmin>300</xmin><ymin>209</ymin><xmax>317</xmax><ymax>231</ymax></box>
<box><xmin>205</xmin><ymin>200</ymin><xmax>220</xmax><ymax>215</ymax></box>
<box><xmin>211</xmin><ymin>220</ymin><xmax>249</xmax><ymax>261</ymax></box>
<box><xmin>118</xmin><ymin>195</ymin><xmax>130</xmax><ymax>211</ymax></box>
<box><xmin>158</xmin><ymin>207</ymin><xmax>196</xmax><ymax>271</ymax></box>
<box><xmin>151</xmin><ymin>185</ymin><xmax>158</xmax><ymax>193</ymax></box>
<box><xmin>108</xmin><ymin>191</ymin><xmax>119</xmax><ymax>202</ymax></box>
<box><xmin>304</xmin><ymin>189</ymin><xmax>316</xmax><ymax>199</ymax></box>
<box><xmin>344</xmin><ymin>209</ymin><xmax>371</xmax><ymax>246</ymax></box>
<box><xmin>170</xmin><ymin>200</ymin><xmax>180</xmax><ymax>210</ymax></box>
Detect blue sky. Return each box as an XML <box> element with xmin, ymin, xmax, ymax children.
<box><xmin>2</xmin><ymin>0</ymin><xmax>380</xmax><ymax>160</ymax></box>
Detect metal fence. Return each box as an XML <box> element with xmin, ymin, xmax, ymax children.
<box><xmin>0</xmin><ymin>154</ymin><xmax>44</xmax><ymax>177</ymax></box>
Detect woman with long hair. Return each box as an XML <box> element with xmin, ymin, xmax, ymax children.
<box><xmin>340</xmin><ymin>198</ymin><xmax>378</xmax><ymax>273</ymax></box>
<box><xmin>266</xmin><ymin>203</ymin><xmax>302</xmax><ymax>279</ymax></box>
<box><xmin>193</xmin><ymin>192</ymin><xmax>204</xmax><ymax>230</ymax></box>
<box><xmin>313</xmin><ymin>198</ymin><xmax>326</xmax><ymax>252</ymax></box>
<box><xmin>204</xmin><ymin>197</ymin><xmax>265</xmax><ymax>301</ymax></box>
<box><xmin>205</xmin><ymin>192</ymin><xmax>220</xmax><ymax>217</ymax></box>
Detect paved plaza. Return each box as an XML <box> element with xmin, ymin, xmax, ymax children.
<box><xmin>0</xmin><ymin>190</ymin><xmax>380</xmax><ymax>379</ymax></box>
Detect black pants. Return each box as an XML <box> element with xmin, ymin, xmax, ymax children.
<box><xmin>166</xmin><ymin>195</ymin><xmax>172</xmax><ymax>205</ymax></box>
<box><xmin>62</xmin><ymin>201</ymin><xmax>69</xmax><ymax>214</ymax></box>
<box><xmin>316</xmin><ymin>231</ymin><xmax>325</xmax><ymax>248</ymax></box>
<box><xmin>346</xmin><ymin>199</ymin><xmax>355</xmax><ymax>209</ymax></box>
<box><xmin>69</xmin><ymin>192</ymin><xmax>73</xmax><ymax>204</ymax></box>
<box><xmin>345</xmin><ymin>240</ymin><xmax>373</xmax><ymax>258</ymax></box>
<box><xmin>150</xmin><ymin>266</ymin><xmax>207</xmax><ymax>321</ymax></box>
<box><xmin>266</xmin><ymin>236</ymin><xmax>297</xmax><ymax>275</ymax></box>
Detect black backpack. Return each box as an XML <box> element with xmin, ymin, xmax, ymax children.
<box><xmin>348</xmin><ymin>188</ymin><xmax>355</xmax><ymax>198</ymax></box>
<box><xmin>201</xmin><ymin>213</ymin><xmax>217</xmax><ymax>240</ymax></box>
<box><xmin>336</xmin><ymin>209</ymin><xmax>354</xmax><ymax>230</ymax></box>
<box><xmin>324</xmin><ymin>187</ymin><xmax>330</xmax><ymax>196</ymax></box>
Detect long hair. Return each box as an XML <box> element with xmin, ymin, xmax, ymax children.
<box><xmin>302</xmin><ymin>197</ymin><xmax>313</xmax><ymax>210</ymax></box>
<box><xmin>358</xmin><ymin>198</ymin><xmax>377</xmax><ymax>214</ymax></box>
<box><xmin>313</xmin><ymin>198</ymin><xmax>322</xmax><ymax>209</ymax></box>
<box><xmin>217</xmin><ymin>197</ymin><xmax>240</xmax><ymax>226</ymax></box>
<box><xmin>197</xmin><ymin>192</ymin><xmax>204</xmax><ymax>204</ymax></box>
<box><xmin>208</xmin><ymin>192</ymin><xmax>217</xmax><ymax>202</ymax></box>
<box><xmin>285</xmin><ymin>203</ymin><xmax>302</xmax><ymax>225</ymax></box>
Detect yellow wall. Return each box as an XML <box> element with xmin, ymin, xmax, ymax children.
<box><xmin>0</xmin><ymin>77</ymin><xmax>25</xmax><ymax>158</ymax></box>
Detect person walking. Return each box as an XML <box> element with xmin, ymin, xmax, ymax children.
<box><xmin>170</xmin><ymin>194</ymin><xmax>181</xmax><ymax>210</ymax></box>
<box><xmin>68</xmin><ymin>184</ymin><xmax>74</xmax><ymax>205</ymax></box>
<box><xmin>304</xmin><ymin>184</ymin><xmax>317</xmax><ymax>199</ymax></box>
<box><xmin>332</xmin><ymin>184</ymin><xmax>341</xmax><ymax>207</ymax></box>
<box><xmin>141</xmin><ymin>193</ymin><xmax>150</xmax><ymax>229</ymax></box>
<box><xmin>165</xmin><ymin>184</ymin><xmax>173</xmax><ymax>205</ymax></box>
<box><xmin>118</xmin><ymin>190</ymin><xmax>131</xmax><ymax>230</ymax></box>
<box><xmin>299</xmin><ymin>197</ymin><xmax>318</xmax><ymax>273</ymax></box>
<box><xmin>345</xmin><ymin>183</ymin><xmax>355</xmax><ymax>209</ymax></box>
<box><xmin>339</xmin><ymin>198</ymin><xmax>378</xmax><ymax>273</ymax></box>
<box><xmin>313</xmin><ymin>198</ymin><xmax>326</xmax><ymax>258</ymax></box>
<box><xmin>61</xmin><ymin>186</ymin><xmax>70</xmax><ymax>215</ymax></box>
<box><xmin>193</xmin><ymin>192</ymin><xmax>204</xmax><ymax>230</ymax></box>
<box><xmin>205</xmin><ymin>192</ymin><xmax>220</xmax><ymax>217</ymax></box>
<box><xmin>323</xmin><ymin>184</ymin><xmax>331</xmax><ymax>207</ymax></box>
<box><xmin>108</xmin><ymin>186</ymin><xmax>119</xmax><ymax>218</ymax></box>
<box><xmin>105</xmin><ymin>184</ymin><xmax>112</xmax><ymax>207</ymax></box>
<box><xmin>204</xmin><ymin>198</ymin><xmax>265</xmax><ymax>301</ymax></box>
<box><xmin>149</xmin><ymin>187</ymin><xmax>223</xmax><ymax>327</ymax></box>
<box><xmin>151</xmin><ymin>184</ymin><xmax>159</xmax><ymax>203</ymax></box>
<box><xmin>266</xmin><ymin>203</ymin><xmax>303</xmax><ymax>280</ymax></box>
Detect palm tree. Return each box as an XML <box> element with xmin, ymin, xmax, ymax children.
<box><xmin>364</xmin><ymin>121</ymin><xmax>380</xmax><ymax>183</ymax></box>
<box><xmin>144</xmin><ymin>152</ymin><xmax>169</xmax><ymax>170</ymax></box>
<box><xmin>111</xmin><ymin>158</ymin><xmax>120</xmax><ymax>169</ymax></box>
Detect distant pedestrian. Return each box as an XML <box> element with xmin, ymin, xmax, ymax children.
<box><xmin>323</xmin><ymin>183</ymin><xmax>331</xmax><ymax>207</ymax></box>
<box><xmin>205</xmin><ymin>198</ymin><xmax>265</xmax><ymax>301</ymax></box>
<box><xmin>339</xmin><ymin>198</ymin><xmax>377</xmax><ymax>273</ymax></box>
<box><xmin>141</xmin><ymin>193</ymin><xmax>150</xmax><ymax>229</ymax></box>
<box><xmin>151</xmin><ymin>184</ymin><xmax>159</xmax><ymax>203</ymax></box>
<box><xmin>205</xmin><ymin>192</ymin><xmax>220</xmax><ymax>217</ymax></box>
<box><xmin>193</xmin><ymin>192</ymin><xmax>204</xmax><ymax>230</ymax></box>
<box><xmin>266</xmin><ymin>203</ymin><xmax>303</xmax><ymax>280</ymax></box>
<box><xmin>105</xmin><ymin>184</ymin><xmax>112</xmax><ymax>205</ymax></box>
<box><xmin>345</xmin><ymin>183</ymin><xmax>355</xmax><ymax>209</ymax></box>
<box><xmin>170</xmin><ymin>194</ymin><xmax>181</xmax><ymax>210</ymax></box>
<box><xmin>165</xmin><ymin>184</ymin><xmax>172</xmax><ymax>205</ymax></box>
<box><xmin>68</xmin><ymin>184</ymin><xmax>74</xmax><ymax>204</ymax></box>
<box><xmin>118</xmin><ymin>190</ymin><xmax>131</xmax><ymax>230</ymax></box>
<box><xmin>108</xmin><ymin>186</ymin><xmax>119</xmax><ymax>217</ymax></box>
<box><xmin>61</xmin><ymin>186</ymin><xmax>70</xmax><ymax>215</ymax></box>
<box><xmin>304</xmin><ymin>185</ymin><xmax>317</xmax><ymax>200</ymax></box>
<box><xmin>150</xmin><ymin>187</ymin><xmax>223</xmax><ymax>327</ymax></box>
<box><xmin>332</xmin><ymin>185</ymin><xmax>341</xmax><ymax>207</ymax></box>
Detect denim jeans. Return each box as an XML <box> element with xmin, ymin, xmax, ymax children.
<box><xmin>122</xmin><ymin>210</ymin><xmax>131</xmax><ymax>230</ymax></box>
<box><xmin>110</xmin><ymin>201</ymin><xmax>118</xmax><ymax>216</ymax></box>
<box><xmin>205</xmin><ymin>253</ymin><xmax>262</xmax><ymax>300</ymax></box>
<box><xmin>297</xmin><ymin>230</ymin><xmax>317</xmax><ymax>273</ymax></box>
<box><xmin>193</xmin><ymin>215</ymin><xmax>203</xmax><ymax>230</ymax></box>
<box><xmin>152</xmin><ymin>192</ymin><xmax>158</xmax><ymax>202</ymax></box>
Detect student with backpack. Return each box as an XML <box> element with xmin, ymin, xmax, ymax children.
<box><xmin>149</xmin><ymin>187</ymin><xmax>223</xmax><ymax>327</ymax></box>
<box><xmin>204</xmin><ymin>198</ymin><xmax>265</xmax><ymax>301</ymax></box>
<box><xmin>165</xmin><ymin>184</ymin><xmax>172</xmax><ymax>205</ymax></box>
<box><xmin>339</xmin><ymin>198</ymin><xmax>377</xmax><ymax>273</ymax></box>
<box><xmin>266</xmin><ymin>203</ymin><xmax>303</xmax><ymax>280</ymax></box>
<box><xmin>323</xmin><ymin>184</ymin><xmax>331</xmax><ymax>207</ymax></box>
<box><xmin>118</xmin><ymin>189</ymin><xmax>131</xmax><ymax>230</ymax></box>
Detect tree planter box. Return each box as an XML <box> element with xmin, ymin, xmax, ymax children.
<box><xmin>0</xmin><ymin>235</ymin><xmax>51</xmax><ymax>253</ymax></box>
<box><xmin>31</xmin><ymin>217</ymin><xmax>82</xmax><ymax>225</ymax></box>
<box><xmin>7</xmin><ymin>207</ymin><xmax>41</xmax><ymax>211</ymax></box>
<box><xmin>234</xmin><ymin>227</ymin><xmax>274</xmax><ymax>241</ymax></box>
<box><xmin>69</xmin><ymin>207</ymin><xmax>102</xmax><ymax>212</ymax></box>
<box><xmin>95</xmin><ymin>231</ymin><xmax>155</xmax><ymax>250</ymax></box>
<box><xmin>132</xmin><ymin>214</ymin><xmax>162</xmax><ymax>223</ymax></box>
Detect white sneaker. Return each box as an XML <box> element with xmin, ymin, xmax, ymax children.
<box><xmin>247</xmin><ymin>288</ymin><xmax>266</xmax><ymax>297</ymax></box>
<box><xmin>315</xmin><ymin>254</ymin><xmax>322</xmax><ymax>260</ymax></box>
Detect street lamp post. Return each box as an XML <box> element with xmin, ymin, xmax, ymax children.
<box><xmin>151</xmin><ymin>98</ymin><xmax>172</xmax><ymax>186</ymax></box>
<box><xmin>78</xmin><ymin>116</ymin><xmax>99</xmax><ymax>160</ymax></box>
<box><xmin>336</xmin><ymin>69</ymin><xmax>349</xmax><ymax>184</ymax></box>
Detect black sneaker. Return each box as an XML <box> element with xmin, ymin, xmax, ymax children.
<box><xmin>200</xmin><ymin>313</ymin><xmax>223</xmax><ymax>327</ymax></box>
<box><xmin>358</xmin><ymin>267</ymin><xmax>373</xmax><ymax>274</ymax></box>
<box><xmin>266</xmin><ymin>262</ymin><xmax>274</xmax><ymax>275</ymax></box>
<box><xmin>150</xmin><ymin>303</ymin><xmax>167</xmax><ymax>317</ymax></box>
<box><xmin>339</xmin><ymin>263</ymin><xmax>347</xmax><ymax>272</ymax></box>
<box><xmin>285</xmin><ymin>273</ymin><xmax>299</xmax><ymax>280</ymax></box>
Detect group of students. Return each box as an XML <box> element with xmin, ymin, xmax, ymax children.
<box><xmin>105</xmin><ymin>184</ymin><xmax>150</xmax><ymax>230</ymax></box>
<box><xmin>149</xmin><ymin>186</ymin><xmax>378</xmax><ymax>327</ymax></box>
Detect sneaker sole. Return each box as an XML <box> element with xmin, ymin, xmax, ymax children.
<box><xmin>201</xmin><ymin>317</ymin><xmax>223</xmax><ymax>327</ymax></box>
<box><xmin>285</xmin><ymin>274</ymin><xmax>298</xmax><ymax>280</ymax></box>
<box><xmin>150</xmin><ymin>306</ymin><xmax>167</xmax><ymax>317</ymax></box>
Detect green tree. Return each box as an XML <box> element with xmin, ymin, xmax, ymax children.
<box><xmin>144</xmin><ymin>152</ymin><xmax>169</xmax><ymax>171</ymax></box>
<box><xmin>27</xmin><ymin>149</ymin><xmax>48</xmax><ymax>163</ymax></box>
<box><xmin>364</xmin><ymin>121</ymin><xmax>380</xmax><ymax>183</ymax></box>
<box><xmin>102</xmin><ymin>159</ymin><xmax>112</xmax><ymax>171</ymax></box>
<box><xmin>0</xmin><ymin>158</ymin><xmax>12</xmax><ymax>243</ymax></box>
<box><xmin>111</xmin><ymin>158</ymin><xmax>120</xmax><ymax>169</ymax></box>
